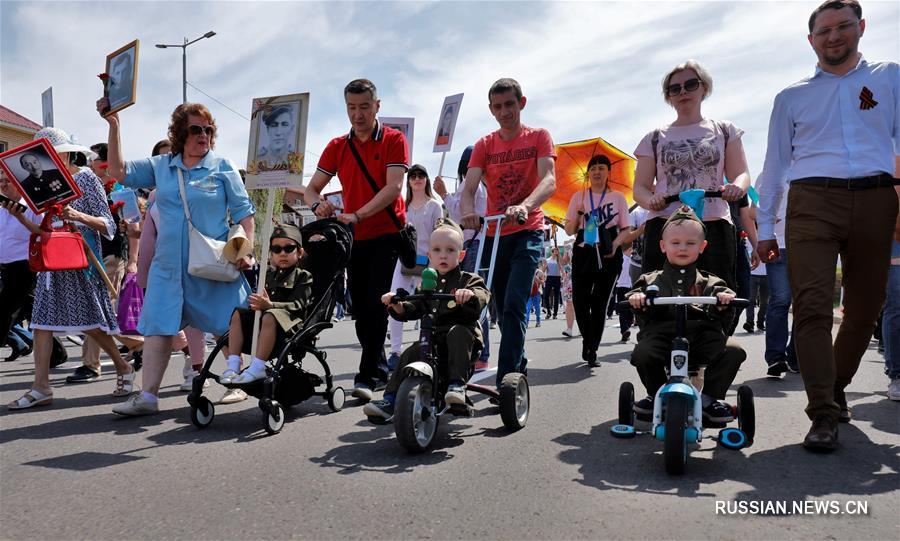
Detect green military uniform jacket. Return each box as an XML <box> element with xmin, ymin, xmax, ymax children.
<box><xmin>265</xmin><ymin>266</ymin><xmax>313</xmax><ymax>334</ymax></box>
<box><xmin>389</xmin><ymin>267</ymin><xmax>490</xmax><ymax>346</ymax></box>
<box><xmin>627</xmin><ymin>262</ymin><xmax>735</xmax><ymax>334</ymax></box>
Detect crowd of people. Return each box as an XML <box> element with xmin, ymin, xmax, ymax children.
<box><xmin>0</xmin><ymin>0</ymin><xmax>896</xmax><ymax>453</ymax></box>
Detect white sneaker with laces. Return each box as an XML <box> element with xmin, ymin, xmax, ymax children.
<box><xmin>112</xmin><ymin>393</ymin><xmax>159</xmax><ymax>416</ymax></box>
<box><xmin>888</xmin><ymin>379</ymin><xmax>900</xmax><ymax>401</ymax></box>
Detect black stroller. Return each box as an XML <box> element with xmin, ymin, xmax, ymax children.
<box><xmin>187</xmin><ymin>218</ymin><xmax>352</xmax><ymax>434</ymax></box>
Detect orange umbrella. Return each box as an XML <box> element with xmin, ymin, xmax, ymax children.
<box><xmin>543</xmin><ymin>136</ymin><xmax>636</xmax><ymax>226</ymax></box>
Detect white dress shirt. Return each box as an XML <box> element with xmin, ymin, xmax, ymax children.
<box><xmin>756</xmin><ymin>56</ymin><xmax>899</xmax><ymax>240</ymax></box>
<box><xmin>0</xmin><ymin>199</ymin><xmax>43</xmax><ymax>264</ymax></box>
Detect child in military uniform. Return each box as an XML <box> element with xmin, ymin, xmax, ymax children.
<box><xmin>627</xmin><ymin>206</ymin><xmax>745</xmax><ymax>424</ymax></box>
<box><xmin>364</xmin><ymin>220</ymin><xmax>490</xmax><ymax>422</ymax></box>
<box><xmin>224</xmin><ymin>224</ymin><xmax>313</xmax><ymax>384</ymax></box>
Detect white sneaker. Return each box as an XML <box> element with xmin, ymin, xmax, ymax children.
<box><xmin>562</xmin><ymin>329</ymin><xmax>573</xmax><ymax>338</ymax></box>
<box><xmin>179</xmin><ymin>370</ymin><xmax>209</xmax><ymax>392</ymax></box>
<box><xmin>112</xmin><ymin>393</ymin><xmax>159</xmax><ymax>416</ymax></box>
<box><xmin>219</xmin><ymin>388</ymin><xmax>248</xmax><ymax>405</ymax></box>
<box><xmin>888</xmin><ymin>379</ymin><xmax>900</xmax><ymax>401</ymax></box>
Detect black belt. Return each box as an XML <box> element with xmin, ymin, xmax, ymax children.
<box><xmin>793</xmin><ymin>173</ymin><xmax>898</xmax><ymax>190</ymax></box>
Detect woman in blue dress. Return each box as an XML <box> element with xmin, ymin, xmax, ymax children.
<box><xmin>97</xmin><ymin>99</ymin><xmax>256</xmax><ymax>416</ymax></box>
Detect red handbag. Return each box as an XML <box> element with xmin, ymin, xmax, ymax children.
<box><xmin>28</xmin><ymin>212</ymin><xmax>88</xmax><ymax>272</ymax></box>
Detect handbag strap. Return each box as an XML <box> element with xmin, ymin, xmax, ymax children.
<box><xmin>346</xmin><ymin>137</ymin><xmax>404</xmax><ymax>230</ymax></box>
<box><xmin>176</xmin><ymin>169</ymin><xmax>198</xmax><ymax>232</ymax></box>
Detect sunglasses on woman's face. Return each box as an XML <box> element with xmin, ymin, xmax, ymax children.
<box><xmin>188</xmin><ymin>124</ymin><xmax>215</xmax><ymax>136</ymax></box>
<box><xmin>269</xmin><ymin>244</ymin><xmax>298</xmax><ymax>254</ymax></box>
<box><xmin>408</xmin><ymin>172</ymin><xmax>427</xmax><ymax>180</ymax></box>
<box><xmin>666</xmin><ymin>78</ymin><xmax>701</xmax><ymax>97</ymax></box>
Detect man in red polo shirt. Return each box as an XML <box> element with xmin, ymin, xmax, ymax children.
<box><xmin>460</xmin><ymin>78</ymin><xmax>557</xmax><ymax>388</ymax></box>
<box><xmin>305</xmin><ymin>79</ymin><xmax>409</xmax><ymax>400</ymax></box>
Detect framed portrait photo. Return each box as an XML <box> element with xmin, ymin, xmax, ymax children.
<box><xmin>379</xmin><ymin>116</ymin><xmax>415</xmax><ymax>158</ymax></box>
<box><xmin>433</xmin><ymin>93</ymin><xmax>463</xmax><ymax>153</ymax></box>
<box><xmin>0</xmin><ymin>138</ymin><xmax>82</xmax><ymax>214</ymax></box>
<box><xmin>246</xmin><ymin>92</ymin><xmax>310</xmax><ymax>190</ymax></box>
<box><xmin>103</xmin><ymin>39</ymin><xmax>140</xmax><ymax>117</ymax></box>
<box><xmin>323</xmin><ymin>190</ymin><xmax>344</xmax><ymax>213</ymax></box>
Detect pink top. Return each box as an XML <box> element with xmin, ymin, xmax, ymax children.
<box><xmin>564</xmin><ymin>188</ymin><xmax>631</xmax><ymax>233</ymax></box>
<box><xmin>634</xmin><ymin>118</ymin><xmax>743</xmax><ymax>222</ymax></box>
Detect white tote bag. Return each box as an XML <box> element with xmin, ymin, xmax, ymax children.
<box><xmin>177</xmin><ymin>169</ymin><xmax>240</xmax><ymax>282</ymax></box>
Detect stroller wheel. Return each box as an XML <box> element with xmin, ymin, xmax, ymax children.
<box><xmin>327</xmin><ymin>386</ymin><xmax>345</xmax><ymax>412</ymax></box>
<box><xmin>190</xmin><ymin>397</ymin><xmax>215</xmax><ymax>429</ymax></box>
<box><xmin>263</xmin><ymin>403</ymin><xmax>285</xmax><ymax>435</ymax></box>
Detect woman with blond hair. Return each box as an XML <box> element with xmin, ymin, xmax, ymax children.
<box><xmin>632</xmin><ymin>59</ymin><xmax>751</xmax><ymax>290</ymax></box>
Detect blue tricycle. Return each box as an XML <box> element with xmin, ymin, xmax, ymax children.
<box><xmin>610</xmin><ymin>286</ymin><xmax>755</xmax><ymax>475</ymax></box>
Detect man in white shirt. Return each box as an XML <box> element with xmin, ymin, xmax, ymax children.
<box><xmin>755</xmin><ymin>0</ymin><xmax>899</xmax><ymax>452</ymax></box>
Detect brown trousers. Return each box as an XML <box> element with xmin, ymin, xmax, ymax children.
<box><xmin>786</xmin><ymin>182</ymin><xmax>898</xmax><ymax>420</ymax></box>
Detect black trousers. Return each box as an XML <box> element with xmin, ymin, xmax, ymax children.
<box><xmin>543</xmin><ymin>275</ymin><xmax>561</xmax><ymax>317</ymax></box>
<box><xmin>631</xmin><ymin>329</ymin><xmax>746</xmax><ymax>399</ymax></box>
<box><xmin>642</xmin><ymin>217</ymin><xmax>737</xmax><ymax>291</ymax></box>
<box><xmin>572</xmin><ymin>245</ymin><xmax>622</xmax><ymax>354</ymax></box>
<box><xmin>349</xmin><ymin>234</ymin><xmax>399</xmax><ymax>387</ymax></box>
<box><xmin>0</xmin><ymin>260</ymin><xmax>35</xmax><ymax>345</ymax></box>
<box><xmin>384</xmin><ymin>325</ymin><xmax>476</xmax><ymax>397</ymax></box>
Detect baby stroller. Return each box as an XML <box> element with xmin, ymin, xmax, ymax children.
<box><xmin>187</xmin><ymin>218</ymin><xmax>352</xmax><ymax>434</ymax></box>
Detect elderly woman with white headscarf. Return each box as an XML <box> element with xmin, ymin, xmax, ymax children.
<box><xmin>6</xmin><ymin>128</ymin><xmax>134</xmax><ymax>409</ymax></box>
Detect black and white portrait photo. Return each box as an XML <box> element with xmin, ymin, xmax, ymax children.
<box><xmin>256</xmin><ymin>103</ymin><xmax>298</xmax><ymax>168</ymax></box>
<box><xmin>104</xmin><ymin>39</ymin><xmax>139</xmax><ymax>116</ymax></box>
<box><xmin>0</xmin><ymin>139</ymin><xmax>80</xmax><ymax>213</ymax></box>
<box><xmin>245</xmin><ymin>92</ymin><xmax>310</xmax><ymax>189</ymax></box>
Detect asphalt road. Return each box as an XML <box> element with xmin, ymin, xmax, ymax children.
<box><xmin>1</xmin><ymin>315</ymin><xmax>897</xmax><ymax>540</ymax></box>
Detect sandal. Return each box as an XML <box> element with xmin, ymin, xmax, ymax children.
<box><xmin>113</xmin><ymin>369</ymin><xmax>137</xmax><ymax>397</ymax></box>
<box><xmin>8</xmin><ymin>389</ymin><xmax>53</xmax><ymax>410</ymax></box>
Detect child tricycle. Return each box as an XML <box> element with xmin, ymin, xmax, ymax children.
<box><xmin>611</xmin><ymin>285</ymin><xmax>755</xmax><ymax>475</ymax></box>
<box><xmin>383</xmin><ymin>268</ymin><xmax>529</xmax><ymax>453</ymax></box>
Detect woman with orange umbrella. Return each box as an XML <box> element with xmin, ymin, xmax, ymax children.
<box><xmin>632</xmin><ymin>60</ymin><xmax>751</xmax><ymax>289</ymax></box>
<box><xmin>564</xmin><ymin>154</ymin><xmax>632</xmax><ymax>367</ymax></box>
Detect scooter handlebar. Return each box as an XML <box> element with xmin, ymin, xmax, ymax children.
<box><xmin>617</xmin><ymin>296</ymin><xmax>750</xmax><ymax>309</ymax></box>
<box><xmin>391</xmin><ymin>289</ymin><xmax>457</xmax><ymax>303</ymax></box>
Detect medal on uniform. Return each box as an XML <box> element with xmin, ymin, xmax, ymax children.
<box><xmin>447</xmin><ymin>300</ymin><xmax>457</xmax><ymax>309</ymax></box>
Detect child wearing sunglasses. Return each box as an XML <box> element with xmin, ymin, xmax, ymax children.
<box><xmin>223</xmin><ymin>224</ymin><xmax>313</xmax><ymax>384</ymax></box>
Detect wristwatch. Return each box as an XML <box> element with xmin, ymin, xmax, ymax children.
<box><xmin>311</xmin><ymin>202</ymin><xmax>321</xmax><ymax>213</ymax></box>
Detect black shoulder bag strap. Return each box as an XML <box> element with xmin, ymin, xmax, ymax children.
<box><xmin>346</xmin><ymin>136</ymin><xmax>404</xmax><ymax>229</ymax></box>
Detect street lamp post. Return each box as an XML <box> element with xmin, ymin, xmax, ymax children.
<box><xmin>155</xmin><ymin>30</ymin><xmax>216</xmax><ymax>104</ymax></box>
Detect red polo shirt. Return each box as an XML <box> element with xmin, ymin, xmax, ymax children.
<box><xmin>317</xmin><ymin>121</ymin><xmax>409</xmax><ymax>240</ymax></box>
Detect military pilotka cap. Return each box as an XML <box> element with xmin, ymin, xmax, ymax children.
<box><xmin>433</xmin><ymin>217</ymin><xmax>465</xmax><ymax>239</ymax></box>
<box><xmin>270</xmin><ymin>223</ymin><xmax>302</xmax><ymax>246</ymax></box>
<box><xmin>662</xmin><ymin>205</ymin><xmax>707</xmax><ymax>234</ymax></box>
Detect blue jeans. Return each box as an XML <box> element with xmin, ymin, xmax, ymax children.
<box><xmin>461</xmin><ymin>238</ymin><xmax>480</xmax><ymax>273</ymax></box>
<box><xmin>765</xmin><ymin>248</ymin><xmax>796</xmax><ymax>365</ymax></box>
<box><xmin>525</xmin><ymin>294</ymin><xmax>542</xmax><ymax>325</ymax></box>
<box><xmin>883</xmin><ymin>240</ymin><xmax>900</xmax><ymax>379</ymax></box>
<box><xmin>7</xmin><ymin>324</ymin><xmax>32</xmax><ymax>351</ymax></box>
<box><xmin>481</xmin><ymin>230</ymin><xmax>542</xmax><ymax>387</ymax></box>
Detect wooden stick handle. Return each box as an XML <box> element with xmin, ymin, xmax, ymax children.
<box><xmin>82</xmin><ymin>237</ymin><xmax>117</xmax><ymax>298</ymax></box>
